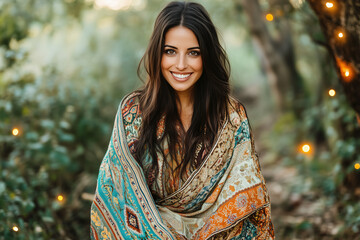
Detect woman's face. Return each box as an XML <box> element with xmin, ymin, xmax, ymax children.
<box><xmin>161</xmin><ymin>26</ymin><xmax>203</xmax><ymax>97</ymax></box>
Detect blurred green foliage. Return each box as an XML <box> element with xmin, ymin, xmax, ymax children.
<box><xmin>0</xmin><ymin>0</ymin><xmax>132</xmax><ymax>239</ymax></box>
<box><xmin>0</xmin><ymin>0</ymin><xmax>251</xmax><ymax>238</ymax></box>
<box><xmin>267</xmin><ymin>56</ymin><xmax>360</xmax><ymax>239</ymax></box>
<box><xmin>260</xmin><ymin>1</ymin><xmax>360</xmax><ymax>238</ymax></box>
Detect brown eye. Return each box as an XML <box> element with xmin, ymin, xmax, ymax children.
<box><xmin>189</xmin><ymin>51</ymin><xmax>200</xmax><ymax>56</ymax></box>
<box><xmin>164</xmin><ymin>49</ymin><xmax>176</xmax><ymax>55</ymax></box>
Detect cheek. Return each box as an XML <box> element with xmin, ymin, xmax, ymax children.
<box><xmin>193</xmin><ymin>59</ymin><xmax>203</xmax><ymax>73</ymax></box>
<box><xmin>161</xmin><ymin>55</ymin><xmax>172</xmax><ymax>70</ymax></box>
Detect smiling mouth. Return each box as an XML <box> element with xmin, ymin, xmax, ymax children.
<box><xmin>171</xmin><ymin>72</ymin><xmax>192</xmax><ymax>81</ymax></box>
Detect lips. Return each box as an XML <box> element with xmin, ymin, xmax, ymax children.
<box><xmin>171</xmin><ymin>72</ymin><xmax>192</xmax><ymax>81</ymax></box>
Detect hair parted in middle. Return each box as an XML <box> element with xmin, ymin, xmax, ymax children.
<box><xmin>135</xmin><ymin>1</ymin><xmax>231</xmax><ymax>189</ymax></box>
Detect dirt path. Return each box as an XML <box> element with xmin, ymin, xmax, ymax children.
<box><xmin>262</xmin><ymin>161</ymin><xmax>346</xmax><ymax>240</ymax></box>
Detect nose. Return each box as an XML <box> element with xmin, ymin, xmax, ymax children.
<box><xmin>176</xmin><ymin>53</ymin><xmax>187</xmax><ymax>70</ymax></box>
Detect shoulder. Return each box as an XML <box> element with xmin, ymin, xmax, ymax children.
<box><xmin>120</xmin><ymin>91</ymin><xmax>142</xmax><ymax>125</ymax></box>
<box><xmin>121</xmin><ymin>91</ymin><xmax>141</xmax><ymax>115</ymax></box>
<box><xmin>227</xmin><ymin>95</ymin><xmax>249</xmax><ymax>127</ymax></box>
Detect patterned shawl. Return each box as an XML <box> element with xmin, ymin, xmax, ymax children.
<box><xmin>90</xmin><ymin>92</ymin><xmax>274</xmax><ymax>239</ymax></box>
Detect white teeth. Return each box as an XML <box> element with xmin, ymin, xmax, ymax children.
<box><xmin>172</xmin><ymin>73</ymin><xmax>191</xmax><ymax>79</ymax></box>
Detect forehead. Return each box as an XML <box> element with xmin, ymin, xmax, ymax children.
<box><xmin>164</xmin><ymin>26</ymin><xmax>199</xmax><ymax>47</ymax></box>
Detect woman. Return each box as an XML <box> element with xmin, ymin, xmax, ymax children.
<box><xmin>90</xmin><ymin>1</ymin><xmax>274</xmax><ymax>239</ymax></box>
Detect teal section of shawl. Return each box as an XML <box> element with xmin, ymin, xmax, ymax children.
<box><xmin>230</xmin><ymin>219</ymin><xmax>257</xmax><ymax>240</ymax></box>
<box><xmin>90</xmin><ymin>96</ymin><xmax>175</xmax><ymax>240</ymax></box>
<box><xmin>235</xmin><ymin>119</ymin><xmax>251</xmax><ymax>145</ymax></box>
<box><xmin>94</xmin><ymin>135</ymin><xmax>152</xmax><ymax>239</ymax></box>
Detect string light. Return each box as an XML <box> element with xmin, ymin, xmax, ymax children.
<box><xmin>355</xmin><ymin>163</ymin><xmax>360</xmax><ymax>170</ymax></box>
<box><xmin>328</xmin><ymin>89</ymin><xmax>336</xmax><ymax>97</ymax></box>
<box><xmin>57</xmin><ymin>195</ymin><xmax>64</xmax><ymax>202</ymax></box>
<box><xmin>298</xmin><ymin>143</ymin><xmax>313</xmax><ymax>155</ymax></box>
<box><xmin>336</xmin><ymin>57</ymin><xmax>354</xmax><ymax>82</ymax></box>
<box><xmin>302</xmin><ymin>144</ymin><xmax>311</xmax><ymax>153</ymax></box>
<box><xmin>344</xmin><ymin>70</ymin><xmax>350</xmax><ymax>77</ymax></box>
<box><xmin>266</xmin><ymin>13</ymin><xmax>274</xmax><ymax>22</ymax></box>
<box><xmin>12</xmin><ymin>128</ymin><xmax>19</xmax><ymax>136</ymax></box>
<box><xmin>335</xmin><ymin>29</ymin><xmax>346</xmax><ymax>41</ymax></box>
<box><xmin>325</xmin><ymin>2</ymin><xmax>334</xmax><ymax>8</ymax></box>
<box><xmin>12</xmin><ymin>226</ymin><xmax>19</xmax><ymax>232</ymax></box>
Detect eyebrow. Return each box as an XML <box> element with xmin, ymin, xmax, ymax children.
<box><xmin>164</xmin><ymin>45</ymin><xmax>200</xmax><ymax>50</ymax></box>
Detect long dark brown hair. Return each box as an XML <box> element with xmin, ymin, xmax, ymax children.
<box><xmin>135</xmin><ymin>1</ymin><xmax>231</xmax><ymax>182</ymax></box>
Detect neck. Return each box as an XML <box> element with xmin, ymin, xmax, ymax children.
<box><xmin>176</xmin><ymin>90</ymin><xmax>194</xmax><ymax>132</ymax></box>
<box><xmin>176</xmin><ymin>91</ymin><xmax>193</xmax><ymax>113</ymax></box>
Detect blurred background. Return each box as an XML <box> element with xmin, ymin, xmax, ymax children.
<box><xmin>0</xmin><ymin>0</ymin><xmax>359</xmax><ymax>239</ymax></box>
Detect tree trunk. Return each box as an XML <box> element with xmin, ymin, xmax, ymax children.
<box><xmin>307</xmin><ymin>0</ymin><xmax>360</xmax><ymax>117</ymax></box>
<box><xmin>308</xmin><ymin>0</ymin><xmax>360</xmax><ymax>193</ymax></box>
<box><xmin>237</xmin><ymin>0</ymin><xmax>307</xmax><ymax>117</ymax></box>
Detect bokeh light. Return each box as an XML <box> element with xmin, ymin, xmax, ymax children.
<box><xmin>325</xmin><ymin>2</ymin><xmax>334</xmax><ymax>8</ymax></box>
<box><xmin>94</xmin><ymin>0</ymin><xmax>133</xmax><ymax>11</ymax></box>
<box><xmin>337</xmin><ymin>58</ymin><xmax>354</xmax><ymax>82</ymax></box>
<box><xmin>302</xmin><ymin>144</ymin><xmax>311</xmax><ymax>153</ymax></box>
<box><xmin>57</xmin><ymin>195</ymin><xmax>64</xmax><ymax>202</ymax></box>
<box><xmin>344</xmin><ymin>70</ymin><xmax>350</xmax><ymax>77</ymax></box>
<box><xmin>12</xmin><ymin>226</ymin><xmax>19</xmax><ymax>232</ymax></box>
<box><xmin>328</xmin><ymin>89</ymin><xmax>336</xmax><ymax>97</ymax></box>
<box><xmin>12</xmin><ymin>128</ymin><xmax>19</xmax><ymax>136</ymax></box>
<box><xmin>355</xmin><ymin>163</ymin><xmax>360</xmax><ymax>170</ymax></box>
<box><xmin>266</xmin><ymin>13</ymin><xmax>274</xmax><ymax>22</ymax></box>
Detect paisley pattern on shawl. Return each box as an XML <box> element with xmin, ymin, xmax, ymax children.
<box><xmin>90</xmin><ymin>92</ymin><xmax>275</xmax><ymax>239</ymax></box>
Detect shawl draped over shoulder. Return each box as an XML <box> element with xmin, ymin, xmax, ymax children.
<box><xmin>90</xmin><ymin>92</ymin><xmax>275</xmax><ymax>239</ymax></box>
